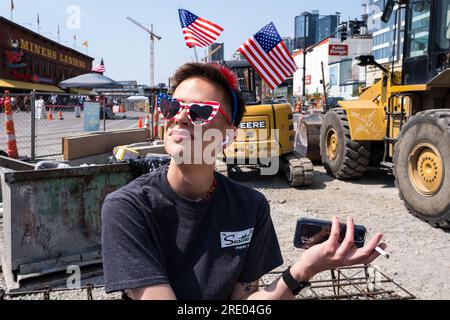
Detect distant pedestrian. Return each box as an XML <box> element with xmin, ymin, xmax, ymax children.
<box><xmin>50</xmin><ymin>94</ymin><xmax>58</xmax><ymax>105</ymax></box>
<box><xmin>35</xmin><ymin>96</ymin><xmax>47</xmax><ymax>119</ymax></box>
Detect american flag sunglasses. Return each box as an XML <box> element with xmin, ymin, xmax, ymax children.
<box><xmin>157</xmin><ymin>93</ymin><xmax>232</xmax><ymax>126</ymax></box>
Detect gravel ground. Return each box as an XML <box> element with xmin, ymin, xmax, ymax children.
<box><xmin>1</xmin><ymin>166</ymin><xmax>449</xmax><ymax>300</ymax></box>
<box><xmin>233</xmin><ymin>166</ymin><xmax>450</xmax><ymax>300</ymax></box>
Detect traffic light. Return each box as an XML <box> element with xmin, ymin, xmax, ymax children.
<box><xmin>340</xmin><ymin>23</ymin><xmax>348</xmax><ymax>42</ymax></box>
<box><xmin>352</xmin><ymin>20</ymin><xmax>362</xmax><ymax>36</ymax></box>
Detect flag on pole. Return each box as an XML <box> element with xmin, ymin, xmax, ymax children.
<box><xmin>178</xmin><ymin>9</ymin><xmax>223</xmax><ymax>48</ymax></box>
<box><xmin>92</xmin><ymin>59</ymin><xmax>105</xmax><ymax>74</ymax></box>
<box><xmin>37</xmin><ymin>14</ymin><xmax>40</xmax><ymax>33</ymax></box>
<box><xmin>82</xmin><ymin>41</ymin><xmax>88</xmax><ymax>47</ymax></box>
<box><xmin>10</xmin><ymin>0</ymin><xmax>14</xmax><ymax>21</ymax></box>
<box><xmin>238</xmin><ymin>22</ymin><xmax>298</xmax><ymax>90</ymax></box>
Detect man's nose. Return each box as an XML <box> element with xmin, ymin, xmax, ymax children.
<box><xmin>174</xmin><ymin>108</ymin><xmax>190</xmax><ymax>126</ymax></box>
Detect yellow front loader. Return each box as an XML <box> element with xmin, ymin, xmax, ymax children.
<box><xmin>320</xmin><ymin>0</ymin><xmax>450</xmax><ymax>228</ymax></box>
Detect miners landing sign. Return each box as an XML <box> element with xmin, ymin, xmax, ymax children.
<box><xmin>329</xmin><ymin>44</ymin><xmax>348</xmax><ymax>56</ymax></box>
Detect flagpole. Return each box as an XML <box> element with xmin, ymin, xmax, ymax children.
<box><xmin>193</xmin><ymin>47</ymin><xmax>199</xmax><ymax>63</ymax></box>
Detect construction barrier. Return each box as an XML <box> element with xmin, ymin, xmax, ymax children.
<box><xmin>3</xmin><ymin>91</ymin><xmax>19</xmax><ymax>159</ymax></box>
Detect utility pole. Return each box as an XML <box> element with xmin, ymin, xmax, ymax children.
<box><xmin>127</xmin><ymin>16</ymin><xmax>161</xmax><ymax>88</ymax></box>
<box><xmin>302</xmin><ymin>12</ymin><xmax>311</xmax><ymax>106</ymax></box>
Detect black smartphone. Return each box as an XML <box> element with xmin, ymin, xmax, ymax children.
<box><xmin>294</xmin><ymin>218</ymin><xmax>367</xmax><ymax>249</ymax></box>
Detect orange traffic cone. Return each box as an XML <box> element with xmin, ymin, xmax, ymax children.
<box><xmin>48</xmin><ymin>108</ymin><xmax>54</xmax><ymax>121</ymax></box>
<box><xmin>137</xmin><ymin>117</ymin><xmax>143</xmax><ymax>129</ymax></box>
<box><xmin>58</xmin><ymin>111</ymin><xmax>64</xmax><ymax>120</ymax></box>
<box><xmin>3</xmin><ymin>91</ymin><xmax>19</xmax><ymax>159</ymax></box>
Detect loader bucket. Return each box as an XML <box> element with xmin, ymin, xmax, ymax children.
<box><xmin>294</xmin><ymin>113</ymin><xmax>323</xmax><ymax>162</ymax></box>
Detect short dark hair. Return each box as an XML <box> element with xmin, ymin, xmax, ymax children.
<box><xmin>171</xmin><ymin>63</ymin><xmax>246</xmax><ymax>127</ymax></box>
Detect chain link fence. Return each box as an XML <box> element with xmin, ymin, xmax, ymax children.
<box><xmin>0</xmin><ymin>91</ymin><xmax>155</xmax><ymax>161</ymax></box>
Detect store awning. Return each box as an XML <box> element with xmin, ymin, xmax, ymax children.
<box><xmin>0</xmin><ymin>79</ymin><xmax>64</xmax><ymax>93</ymax></box>
<box><xmin>69</xmin><ymin>88</ymin><xmax>96</xmax><ymax>95</ymax></box>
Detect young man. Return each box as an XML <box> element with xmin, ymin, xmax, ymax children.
<box><xmin>102</xmin><ymin>63</ymin><xmax>386</xmax><ymax>300</ymax></box>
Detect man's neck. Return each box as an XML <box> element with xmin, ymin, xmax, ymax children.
<box><xmin>167</xmin><ymin>161</ymin><xmax>216</xmax><ymax>201</ymax></box>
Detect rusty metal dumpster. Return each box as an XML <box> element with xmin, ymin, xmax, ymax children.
<box><xmin>0</xmin><ymin>157</ymin><xmax>134</xmax><ymax>293</ymax></box>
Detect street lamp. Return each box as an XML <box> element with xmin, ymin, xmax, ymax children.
<box><xmin>302</xmin><ymin>11</ymin><xmax>311</xmax><ymax>107</ymax></box>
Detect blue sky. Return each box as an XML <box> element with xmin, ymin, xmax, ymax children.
<box><xmin>1</xmin><ymin>0</ymin><xmax>363</xmax><ymax>85</ymax></box>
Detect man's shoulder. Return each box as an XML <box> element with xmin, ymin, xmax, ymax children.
<box><xmin>217</xmin><ymin>173</ymin><xmax>269</xmax><ymax>208</ymax></box>
<box><xmin>104</xmin><ymin>165</ymin><xmax>167</xmax><ymax>204</ymax></box>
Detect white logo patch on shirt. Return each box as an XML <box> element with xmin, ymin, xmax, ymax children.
<box><xmin>220</xmin><ymin>228</ymin><xmax>254</xmax><ymax>249</ymax></box>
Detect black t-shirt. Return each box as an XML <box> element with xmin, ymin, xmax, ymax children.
<box><xmin>101</xmin><ymin>164</ymin><xmax>283</xmax><ymax>300</ymax></box>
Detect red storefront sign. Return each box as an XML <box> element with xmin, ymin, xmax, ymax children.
<box><xmin>305</xmin><ymin>75</ymin><xmax>312</xmax><ymax>85</ymax></box>
<box><xmin>329</xmin><ymin>44</ymin><xmax>348</xmax><ymax>56</ymax></box>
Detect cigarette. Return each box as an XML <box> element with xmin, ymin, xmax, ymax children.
<box><xmin>375</xmin><ymin>246</ymin><xmax>390</xmax><ymax>259</ymax></box>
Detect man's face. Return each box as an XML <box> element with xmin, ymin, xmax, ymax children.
<box><xmin>164</xmin><ymin>77</ymin><xmax>235</xmax><ymax>165</ymax></box>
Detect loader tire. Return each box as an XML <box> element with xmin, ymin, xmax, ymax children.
<box><xmin>394</xmin><ymin>110</ymin><xmax>450</xmax><ymax>229</ymax></box>
<box><xmin>320</xmin><ymin>108</ymin><xmax>371</xmax><ymax>180</ymax></box>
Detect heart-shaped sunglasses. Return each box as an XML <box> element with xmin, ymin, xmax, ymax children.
<box><xmin>157</xmin><ymin>93</ymin><xmax>232</xmax><ymax>126</ymax></box>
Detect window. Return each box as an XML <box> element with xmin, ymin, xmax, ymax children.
<box><xmin>406</xmin><ymin>0</ymin><xmax>431</xmax><ymax>58</ymax></box>
<box><xmin>339</xmin><ymin>60</ymin><xmax>352</xmax><ymax>86</ymax></box>
<box><xmin>437</xmin><ymin>0</ymin><xmax>450</xmax><ymax>51</ymax></box>
<box><xmin>329</xmin><ymin>66</ymin><xmax>338</xmax><ymax>86</ymax></box>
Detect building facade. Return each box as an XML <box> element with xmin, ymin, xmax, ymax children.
<box><xmin>207</xmin><ymin>43</ymin><xmax>224</xmax><ymax>62</ymax></box>
<box><xmin>293</xmin><ymin>38</ymin><xmax>373</xmax><ymax>100</ymax></box>
<box><xmin>294</xmin><ymin>12</ymin><xmax>319</xmax><ymax>50</ymax></box>
<box><xmin>318</xmin><ymin>15</ymin><xmax>339</xmax><ymax>42</ymax></box>
<box><xmin>282</xmin><ymin>37</ymin><xmax>294</xmax><ymax>54</ymax></box>
<box><xmin>294</xmin><ymin>11</ymin><xmax>339</xmax><ymax>50</ymax></box>
<box><xmin>367</xmin><ymin>0</ymin><xmax>405</xmax><ymax>63</ymax></box>
<box><xmin>0</xmin><ymin>17</ymin><xmax>93</xmax><ymax>91</ymax></box>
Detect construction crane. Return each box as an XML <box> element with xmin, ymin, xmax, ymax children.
<box><xmin>202</xmin><ymin>45</ymin><xmax>223</xmax><ymax>62</ymax></box>
<box><xmin>126</xmin><ymin>16</ymin><xmax>161</xmax><ymax>88</ymax></box>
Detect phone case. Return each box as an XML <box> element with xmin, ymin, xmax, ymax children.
<box><xmin>294</xmin><ymin>218</ymin><xmax>367</xmax><ymax>249</ymax></box>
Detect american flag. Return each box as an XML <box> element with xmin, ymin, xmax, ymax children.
<box><xmin>178</xmin><ymin>9</ymin><xmax>224</xmax><ymax>48</ymax></box>
<box><xmin>238</xmin><ymin>22</ymin><xmax>297</xmax><ymax>89</ymax></box>
<box><xmin>92</xmin><ymin>59</ymin><xmax>105</xmax><ymax>74</ymax></box>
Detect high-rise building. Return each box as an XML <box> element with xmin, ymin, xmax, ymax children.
<box><xmin>318</xmin><ymin>15</ymin><xmax>339</xmax><ymax>42</ymax></box>
<box><xmin>282</xmin><ymin>37</ymin><xmax>294</xmax><ymax>54</ymax></box>
<box><xmin>294</xmin><ymin>11</ymin><xmax>339</xmax><ymax>50</ymax></box>
<box><xmin>294</xmin><ymin>12</ymin><xmax>319</xmax><ymax>50</ymax></box>
<box><xmin>367</xmin><ymin>0</ymin><xmax>405</xmax><ymax>63</ymax></box>
<box><xmin>207</xmin><ymin>43</ymin><xmax>224</xmax><ymax>62</ymax></box>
